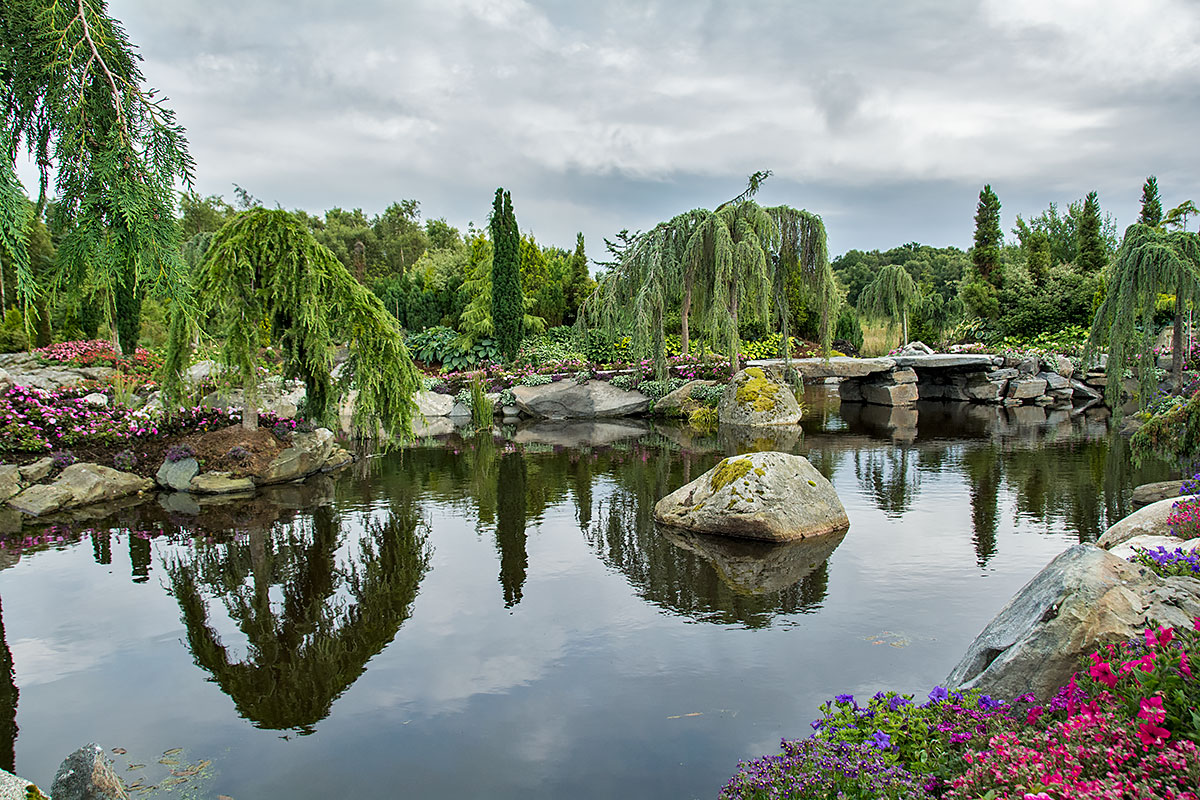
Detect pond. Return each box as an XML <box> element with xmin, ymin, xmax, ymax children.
<box><xmin>0</xmin><ymin>389</ymin><xmax>1171</xmax><ymax>799</ymax></box>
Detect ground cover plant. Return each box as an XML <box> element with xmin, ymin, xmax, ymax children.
<box><xmin>720</xmin><ymin>620</ymin><xmax>1200</xmax><ymax>799</ymax></box>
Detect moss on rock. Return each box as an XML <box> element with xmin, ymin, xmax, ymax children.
<box><xmin>709</xmin><ymin>456</ymin><xmax>754</xmax><ymax>492</ymax></box>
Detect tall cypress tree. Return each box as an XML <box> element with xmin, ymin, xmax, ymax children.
<box><xmin>972</xmin><ymin>185</ymin><xmax>1002</xmax><ymax>286</ymax></box>
<box><xmin>490</xmin><ymin>188</ymin><xmax>522</xmax><ymax>362</ymax></box>
<box><xmin>1139</xmin><ymin>176</ymin><xmax>1163</xmax><ymax>227</ymax></box>
<box><xmin>1076</xmin><ymin>191</ymin><xmax>1107</xmax><ymax>274</ymax></box>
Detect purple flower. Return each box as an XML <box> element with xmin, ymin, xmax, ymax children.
<box><xmin>888</xmin><ymin>695</ymin><xmax>912</xmax><ymax>711</ymax></box>
<box><xmin>927</xmin><ymin>686</ymin><xmax>949</xmax><ymax>704</ymax></box>
<box><xmin>978</xmin><ymin>694</ymin><xmax>1002</xmax><ymax>711</ymax></box>
<box><xmin>834</xmin><ymin>693</ymin><xmax>854</xmax><ymax>705</ymax></box>
<box><xmin>868</xmin><ymin>730</ymin><xmax>892</xmax><ymax>750</ymax></box>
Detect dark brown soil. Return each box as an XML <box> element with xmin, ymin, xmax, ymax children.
<box><xmin>22</xmin><ymin>424</ymin><xmax>290</xmax><ymax>480</ymax></box>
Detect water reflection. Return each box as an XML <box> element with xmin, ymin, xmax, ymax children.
<box><xmin>660</xmin><ymin>528</ymin><xmax>846</xmax><ymax>596</ymax></box>
<box><xmin>163</xmin><ymin>494</ymin><xmax>431</xmax><ymax>734</ymax></box>
<box><xmin>0</xmin><ymin>597</ymin><xmax>16</xmax><ymax>773</ymax></box>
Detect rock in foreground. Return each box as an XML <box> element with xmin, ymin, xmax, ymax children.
<box><xmin>653</xmin><ymin>451</ymin><xmax>848</xmax><ymax>542</ymax></box>
<box><xmin>946</xmin><ymin>544</ymin><xmax>1200</xmax><ymax>700</ymax></box>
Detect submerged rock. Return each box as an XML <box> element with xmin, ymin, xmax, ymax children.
<box><xmin>946</xmin><ymin>544</ymin><xmax>1200</xmax><ymax>700</ymax></box>
<box><xmin>717</xmin><ymin>368</ymin><xmax>802</xmax><ymax>426</ymax></box>
<box><xmin>653</xmin><ymin>451</ymin><xmax>848</xmax><ymax>542</ymax></box>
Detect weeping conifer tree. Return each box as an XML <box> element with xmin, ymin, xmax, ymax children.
<box><xmin>580</xmin><ymin>174</ymin><xmax>834</xmax><ymax>377</ymax></box>
<box><xmin>162</xmin><ymin>209</ymin><xmax>420</xmax><ymax>439</ymax></box>
<box><xmin>857</xmin><ymin>263</ymin><xmax>918</xmax><ymax>347</ymax></box>
<box><xmin>1085</xmin><ymin>224</ymin><xmax>1200</xmax><ymax>406</ymax></box>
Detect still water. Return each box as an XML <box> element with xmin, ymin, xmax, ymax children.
<box><xmin>0</xmin><ymin>390</ymin><xmax>1171</xmax><ymax>799</ymax></box>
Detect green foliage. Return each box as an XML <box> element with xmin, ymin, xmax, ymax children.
<box><xmin>2</xmin><ymin>0</ymin><xmax>195</xmax><ymax>353</ymax></box>
<box><xmin>689</xmin><ymin>383</ymin><xmax>725</xmax><ymax>408</ymax></box>
<box><xmin>490</xmin><ymin>189</ymin><xmax>523</xmax><ymax>362</ymax></box>
<box><xmin>833</xmin><ymin>305</ymin><xmax>864</xmax><ymax>352</ymax></box>
<box><xmin>468</xmin><ymin>375</ymin><xmax>494</xmax><ymax>429</ymax></box>
<box><xmin>304</xmin><ymin>200</ymin><xmax>432</xmax><ymax>283</ymax></box>
<box><xmin>637</xmin><ymin>378</ymin><xmax>687</xmax><ymax>402</ymax></box>
<box><xmin>1013</xmin><ymin>196</ymin><xmax>1119</xmax><ymax>269</ymax></box>
<box><xmin>1165</xmin><ymin>200</ymin><xmax>1199</xmax><ymax>233</ymax></box>
<box><xmin>688</xmin><ymin>405</ymin><xmax>718</xmax><ymax>431</ymax></box>
<box><xmin>582</xmin><ymin>184</ymin><xmax>834</xmax><ymax>378</ymax></box>
<box><xmin>1075</xmin><ymin>191</ymin><xmax>1107</xmax><ymax>275</ymax></box>
<box><xmin>1000</xmin><ymin>324</ymin><xmax>1090</xmax><ymax>357</ymax></box>
<box><xmin>908</xmin><ymin>291</ymin><xmax>962</xmax><ymax>346</ymax></box>
<box><xmin>165</xmin><ymin>208</ymin><xmax>420</xmax><ymax>441</ymax></box>
<box><xmin>739</xmin><ymin>333</ymin><xmax>794</xmax><ymax>360</ymax></box>
<box><xmin>832</xmin><ymin>243</ymin><xmax>968</xmax><ymax>308</ymax></box>
<box><xmin>997</xmin><ymin>263</ymin><xmax>1100</xmax><ymax>340</ymax></box>
<box><xmin>972</xmin><ymin>185</ymin><xmax>1003</xmax><ymax>285</ymax></box>
<box><xmin>608</xmin><ymin>374</ymin><xmax>637</xmax><ymax>391</ymax></box>
<box><xmin>1131</xmin><ymin>390</ymin><xmax>1200</xmax><ymax>469</ymax></box>
<box><xmin>178</xmin><ymin>192</ymin><xmax>236</xmax><ymax>238</ymax></box>
<box><xmin>959</xmin><ymin>269</ymin><xmax>1000</xmax><ymax>321</ymax></box>
<box><xmin>857</xmin><ymin>263</ymin><xmax>918</xmax><ymax>345</ymax></box>
<box><xmin>1086</xmin><ymin>224</ymin><xmax>1200</xmax><ymax>411</ymax></box>
<box><xmin>1140</xmin><ymin>176</ymin><xmax>1163</xmax><ymax>227</ymax></box>
<box><xmin>0</xmin><ymin>308</ymin><xmax>28</xmax><ymax>352</ymax></box>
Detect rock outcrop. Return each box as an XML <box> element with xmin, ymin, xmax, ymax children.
<box><xmin>1096</xmin><ymin>494</ymin><xmax>1194</xmax><ymax>549</ymax></box>
<box><xmin>717</xmin><ymin>368</ymin><xmax>802</xmax><ymax>426</ymax></box>
<box><xmin>946</xmin><ymin>544</ymin><xmax>1200</xmax><ymax>700</ymax></box>
<box><xmin>653</xmin><ymin>451</ymin><xmax>848</xmax><ymax>542</ymax></box>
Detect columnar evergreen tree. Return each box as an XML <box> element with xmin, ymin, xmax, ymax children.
<box><xmin>1075</xmin><ymin>191</ymin><xmax>1107</xmax><ymax>274</ymax></box>
<box><xmin>565</xmin><ymin>232</ymin><xmax>593</xmax><ymax>324</ymax></box>
<box><xmin>1085</xmin><ymin>224</ymin><xmax>1200</xmax><ymax>403</ymax></box>
<box><xmin>857</xmin><ymin>263</ymin><xmax>919</xmax><ymax>346</ymax></box>
<box><xmin>490</xmin><ymin>188</ymin><xmax>522</xmax><ymax>362</ymax></box>
<box><xmin>972</xmin><ymin>185</ymin><xmax>1003</xmax><ymax>286</ymax></box>
<box><xmin>582</xmin><ymin>176</ymin><xmax>833</xmax><ymax>377</ymax></box>
<box><xmin>2</xmin><ymin>0</ymin><xmax>194</xmax><ymax>353</ymax></box>
<box><xmin>1139</xmin><ymin>176</ymin><xmax>1163</xmax><ymax>227</ymax></box>
<box><xmin>163</xmin><ymin>209</ymin><xmax>420</xmax><ymax>439</ymax></box>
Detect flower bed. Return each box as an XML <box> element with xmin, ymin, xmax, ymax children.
<box><xmin>721</xmin><ymin>620</ymin><xmax>1200</xmax><ymax>799</ymax></box>
<box><xmin>35</xmin><ymin>339</ymin><xmax>163</xmax><ymax>376</ymax></box>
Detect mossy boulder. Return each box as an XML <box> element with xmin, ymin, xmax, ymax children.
<box><xmin>652</xmin><ymin>451</ymin><xmax>848</xmax><ymax>542</ymax></box>
<box><xmin>717</xmin><ymin>367</ymin><xmax>802</xmax><ymax>426</ymax></box>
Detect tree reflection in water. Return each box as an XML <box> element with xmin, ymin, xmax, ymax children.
<box><xmin>164</xmin><ymin>494</ymin><xmax>431</xmax><ymax>734</ymax></box>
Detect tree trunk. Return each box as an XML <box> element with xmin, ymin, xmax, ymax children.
<box><xmin>729</xmin><ymin>293</ymin><xmax>740</xmax><ymax>374</ymax></box>
<box><xmin>1173</xmin><ymin>290</ymin><xmax>1185</xmax><ymax>392</ymax></box>
<box><xmin>901</xmin><ymin>308</ymin><xmax>908</xmax><ymax>348</ymax></box>
<box><xmin>242</xmin><ymin>369</ymin><xmax>259</xmax><ymax>431</ymax></box>
<box><xmin>681</xmin><ymin>272</ymin><xmax>692</xmax><ymax>356</ymax></box>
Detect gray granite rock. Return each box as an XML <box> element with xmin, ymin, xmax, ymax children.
<box><xmin>0</xmin><ymin>768</ymin><xmax>41</xmax><ymax>800</ymax></box>
<box><xmin>653</xmin><ymin>379</ymin><xmax>717</xmax><ymax>417</ymax></box>
<box><xmin>82</xmin><ymin>392</ymin><xmax>108</xmax><ymax>408</ymax></box>
<box><xmin>946</xmin><ymin>544</ymin><xmax>1200</xmax><ymax>700</ymax></box>
<box><xmin>155</xmin><ymin>457</ymin><xmax>200</xmax><ymax>492</ymax></box>
<box><xmin>654</xmin><ymin>451</ymin><xmax>849</xmax><ymax>543</ymax></box>
<box><xmin>1132</xmin><ymin>480</ymin><xmax>1187</xmax><ymax>508</ymax></box>
<box><xmin>50</xmin><ymin>743</ymin><xmax>128</xmax><ymax>800</ymax></box>
<box><xmin>256</xmin><ymin>428</ymin><xmax>335</xmax><ymax>485</ymax></box>
<box><xmin>1097</xmin><ymin>494</ymin><xmax>1196</xmax><ymax>549</ymax></box>
<box><xmin>19</xmin><ymin>457</ymin><xmax>54</xmax><ymax>483</ymax></box>
<box><xmin>512</xmin><ymin>381</ymin><xmax>649</xmax><ymax>419</ymax></box>
<box><xmin>1107</xmin><ymin>534</ymin><xmax>1200</xmax><ymax>561</ymax></box>
<box><xmin>717</xmin><ymin>368</ymin><xmax>803</xmax><ymax>425</ymax></box>
<box><xmin>8</xmin><ymin>463</ymin><xmax>150</xmax><ymax>516</ymax></box>
<box><xmin>0</xmin><ymin>466</ymin><xmax>21</xmax><ymax>504</ymax></box>
<box><xmin>415</xmin><ymin>390</ymin><xmax>455</xmax><ymax>418</ymax></box>
<box><xmin>1007</xmin><ymin>376</ymin><xmax>1048</xmax><ymax>400</ymax></box>
<box><xmin>189</xmin><ymin>472</ymin><xmax>256</xmax><ymax>494</ymax></box>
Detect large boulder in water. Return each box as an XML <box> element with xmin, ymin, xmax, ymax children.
<box><xmin>1096</xmin><ymin>494</ymin><xmax>1197</xmax><ymax>550</ymax></box>
<box><xmin>511</xmin><ymin>380</ymin><xmax>649</xmax><ymax>419</ymax></box>
<box><xmin>653</xmin><ymin>451</ymin><xmax>848</xmax><ymax>542</ymax></box>
<box><xmin>946</xmin><ymin>544</ymin><xmax>1200</xmax><ymax>700</ymax></box>
<box><xmin>717</xmin><ymin>367</ymin><xmax>802</xmax><ymax>426</ymax></box>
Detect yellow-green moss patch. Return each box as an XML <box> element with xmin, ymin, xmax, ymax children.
<box><xmin>710</xmin><ymin>457</ymin><xmax>754</xmax><ymax>492</ymax></box>
<box><xmin>734</xmin><ymin>371</ymin><xmax>781</xmax><ymax>413</ymax></box>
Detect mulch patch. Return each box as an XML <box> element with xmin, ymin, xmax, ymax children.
<box><xmin>10</xmin><ymin>424</ymin><xmax>291</xmax><ymax>480</ymax></box>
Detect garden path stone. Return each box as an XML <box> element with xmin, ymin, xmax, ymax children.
<box><xmin>1096</xmin><ymin>494</ymin><xmax>1196</xmax><ymax>549</ymax></box>
<box><xmin>82</xmin><ymin>392</ymin><xmax>108</xmax><ymax>407</ymax></box>
<box><xmin>654</xmin><ymin>451</ymin><xmax>848</xmax><ymax>542</ymax></box>
<box><xmin>156</xmin><ymin>457</ymin><xmax>200</xmax><ymax>492</ymax></box>
<box><xmin>512</xmin><ymin>381</ymin><xmax>649</xmax><ymax>419</ymax></box>
<box><xmin>718</xmin><ymin>368</ymin><xmax>802</xmax><ymax>426</ymax></box>
<box><xmin>946</xmin><ymin>544</ymin><xmax>1200</xmax><ymax>700</ymax></box>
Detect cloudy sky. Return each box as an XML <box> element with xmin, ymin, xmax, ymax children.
<box><xmin>63</xmin><ymin>0</ymin><xmax>1200</xmax><ymax>258</ymax></box>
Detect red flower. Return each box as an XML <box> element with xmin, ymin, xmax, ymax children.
<box><xmin>1137</xmin><ymin>722</ymin><xmax>1171</xmax><ymax>747</ymax></box>
<box><xmin>1138</xmin><ymin>695</ymin><xmax>1167</xmax><ymax>725</ymax></box>
<box><xmin>1088</xmin><ymin>657</ymin><xmax>1119</xmax><ymax>688</ymax></box>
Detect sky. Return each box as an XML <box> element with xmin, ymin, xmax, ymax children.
<box><xmin>27</xmin><ymin>0</ymin><xmax>1200</xmax><ymax>260</ymax></box>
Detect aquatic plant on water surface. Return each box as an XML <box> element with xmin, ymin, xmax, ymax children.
<box><xmin>720</xmin><ymin>621</ymin><xmax>1200</xmax><ymax>799</ymax></box>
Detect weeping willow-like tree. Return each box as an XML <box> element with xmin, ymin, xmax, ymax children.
<box><xmin>1085</xmin><ymin>223</ymin><xmax>1200</xmax><ymax>407</ymax></box>
<box><xmin>581</xmin><ymin>174</ymin><xmax>834</xmax><ymax>377</ymax></box>
<box><xmin>162</xmin><ymin>209</ymin><xmax>420</xmax><ymax>439</ymax></box>
<box><xmin>2</xmin><ymin>0</ymin><xmax>194</xmax><ymax>353</ymax></box>
<box><xmin>857</xmin><ymin>263</ymin><xmax>918</xmax><ymax>347</ymax></box>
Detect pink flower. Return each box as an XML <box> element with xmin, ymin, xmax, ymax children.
<box><xmin>1146</xmin><ymin>625</ymin><xmax>1176</xmax><ymax>647</ymax></box>
<box><xmin>1137</xmin><ymin>722</ymin><xmax>1171</xmax><ymax>747</ymax></box>
<box><xmin>1088</xmin><ymin>657</ymin><xmax>1119</xmax><ymax>688</ymax></box>
<box><xmin>1138</xmin><ymin>695</ymin><xmax>1167</xmax><ymax>725</ymax></box>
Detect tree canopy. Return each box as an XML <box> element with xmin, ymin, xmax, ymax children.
<box><xmin>582</xmin><ymin>178</ymin><xmax>833</xmax><ymax>376</ymax></box>
<box><xmin>2</xmin><ymin>0</ymin><xmax>194</xmax><ymax>353</ymax></box>
<box><xmin>164</xmin><ymin>208</ymin><xmax>420</xmax><ymax>439</ymax></box>
<box><xmin>857</xmin><ymin>263</ymin><xmax>918</xmax><ymax>346</ymax></box>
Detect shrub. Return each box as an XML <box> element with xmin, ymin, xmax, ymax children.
<box><xmin>516</xmin><ymin>373</ymin><xmax>552</xmax><ymax>387</ymax></box>
<box><xmin>0</xmin><ymin>308</ymin><xmax>28</xmax><ymax>353</ymax></box>
<box><xmin>720</xmin><ymin>738</ymin><xmax>930</xmax><ymax>800</ymax></box>
<box><xmin>834</xmin><ymin>305</ymin><xmax>864</xmax><ymax>353</ymax></box>
<box><xmin>690</xmin><ymin>383</ymin><xmax>725</xmax><ymax>408</ymax></box>
<box><xmin>112</xmin><ymin>450</ymin><xmax>137</xmax><ymax>471</ymax></box>
<box><xmin>688</xmin><ymin>406</ymin><xmax>718</xmax><ymax>431</ymax></box>
<box><xmin>637</xmin><ymin>378</ymin><xmax>686</xmax><ymax>402</ymax></box>
<box><xmin>165</xmin><ymin>444</ymin><xmax>196</xmax><ymax>463</ymax></box>
<box><xmin>35</xmin><ymin>339</ymin><xmax>163</xmax><ymax>376</ymax></box>
<box><xmin>608</xmin><ymin>374</ymin><xmax>638</xmax><ymax>391</ymax></box>
<box><xmin>271</xmin><ymin>420</ymin><xmax>294</xmax><ymax>441</ymax></box>
<box><xmin>469</xmin><ymin>375</ymin><xmax>494</xmax><ymax>429</ymax></box>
